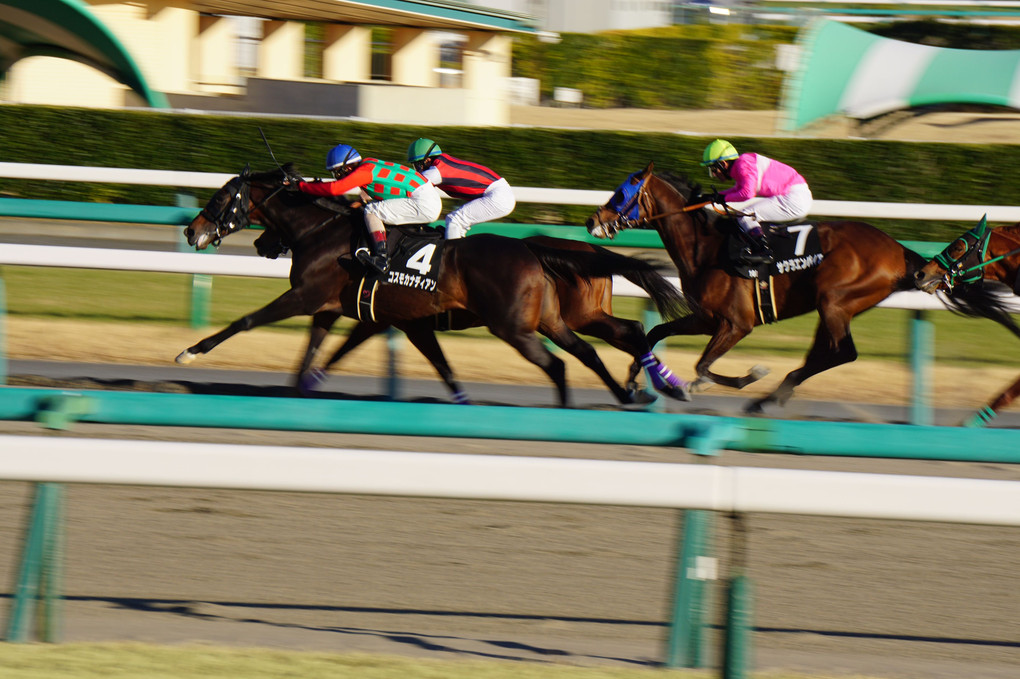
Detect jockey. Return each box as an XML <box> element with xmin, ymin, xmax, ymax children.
<box><xmin>293</xmin><ymin>143</ymin><xmax>442</xmax><ymax>275</ymax></box>
<box><xmin>406</xmin><ymin>138</ymin><xmax>516</xmax><ymax>239</ymax></box>
<box><xmin>700</xmin><ymin>139</ymin><xmax>813</xmax><ymax>264</ymax></box>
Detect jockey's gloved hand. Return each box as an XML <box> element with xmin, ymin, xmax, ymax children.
<box><xmin>705</xmin><ymin>189</ymin><xmax>725</xmax><ymax>205</ymax></box>
<box><xmin>283</xmin><ymin>179</ymin><xmax>302</xmax><ymax>192</ymax></box>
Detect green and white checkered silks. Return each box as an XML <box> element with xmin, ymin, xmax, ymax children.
<box><xmin>780</xmin><ymin>20</ymin><xmax>1020</xmax><ymax>131</ymax></box>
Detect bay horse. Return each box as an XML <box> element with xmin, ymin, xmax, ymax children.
<box><xmin>586</xmin><ymin>162</ymin><xmax>928</xmax><ymax>413</ymax></box>
<box><xmin>179</xmin><ymin>166</ymin><xmax>689</xmax><ymax>407</ymax></box>
<box><xmin>290</xmin><ymin>235</ymin><xmax>690</xmax><ymax>405</ymax></box>
<box><xmin>914</xmin><ymin>218</ymin><xmax>1020</xmax><ymax>425</ymax></box>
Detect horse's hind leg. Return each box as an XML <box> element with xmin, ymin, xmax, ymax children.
<box><xmin>490</xmin><ymin>327</ymin><xmax>569</xmax><ymax>407</ymax></box>
<box><xmin>176</xmin><ymin>289</ymin><xmax>313</xmax><ymax>364</ymax></box>
<box><xmin>541</xmin><ymin>319</ymin><xmax>640</xmax><ymax>405</ymax></box>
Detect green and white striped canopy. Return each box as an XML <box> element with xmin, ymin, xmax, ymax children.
<box><xmin>780</xmin><ymin>20</ymin><xmax>1020</xmax><ymax>132</ymax></box>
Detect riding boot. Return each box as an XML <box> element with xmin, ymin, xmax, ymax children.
<box><xmin>738</xmin><ymin>217</ymin><xmax>773</xmax><ymax>264</ymax></box>
<box><xmin>356</xmin><ymin>216</ymin><xmax>390</xmax><ymax>276</ymax></box>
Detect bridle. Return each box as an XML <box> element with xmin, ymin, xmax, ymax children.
<box><xmin>589</xmin><ymin>172</ymin><xmax>726</xmax><ymax>240</ymax></box>
<box><xmin>931</xmin><ymin>218</ymin><xmax>1020</xmax><ymax>290</ymax></box>
<box><xmin>198</xmin><ymin>171</ymin><xmax>285</xmax><ymax>247</ymax></box>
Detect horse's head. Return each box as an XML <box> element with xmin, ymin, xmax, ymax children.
<box><xmin>585</xmin><ymin>162</ymin><xmax>657</xmax><ymax>240</ymax></box>
<box><xmin>184</xmin><ymin>164</ymin><xmax>300</xmax><ymax>250</ymax></box>
<box><xmin>914</xmin><ymin>216</ymin><xmax>991</xmax><ymax>293</ymax></box>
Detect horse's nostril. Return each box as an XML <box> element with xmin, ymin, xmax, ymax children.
<box><xmin>584</xmin><ymin>218</ymin><xmax>593</xmax><ymax>228</ymax></box>
<box><xmin>913</xmin><ymin>271</ymin><xmax>924</xmax><ymax>280</ymax></box>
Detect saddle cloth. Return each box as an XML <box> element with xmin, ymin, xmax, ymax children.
<box><xmin>727</xmin><ymin>221</ymin><xmax>824</xmax><ymax>280</ymax></box>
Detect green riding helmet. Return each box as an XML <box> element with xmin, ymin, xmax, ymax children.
<box><xmin>407</xmin><ymin>138</ymin><xmax>442</xmax><ymax>164</ymax></box>
<box><xmin>700</xmin><ymin>139</ymin><xmax>739</xmax><ymax>166</ymax></box>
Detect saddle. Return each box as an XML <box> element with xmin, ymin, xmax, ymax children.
<box><xmin>347</xmin><ymin>223</ymin><xmax>447</xmax><ymax>323</ymax></box>
<box><xmin>722</xmin><ymin>219</ymin><xmax>825</xmax><ymax>324</ymax></box>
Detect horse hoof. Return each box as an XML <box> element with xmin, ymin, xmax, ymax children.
<box><xmin>749</xmin><ymin>365</ymin><xmax>770</xmax><ymax>381</ymax></box>
<box><xmin>629</xmin><ymin>390</ymin><xmax>658</xmax><ymax>406</ymax></box>
<box><xmin>690</xmin><ymin>377</ymin><xmax>714</xmax><ymax>393</ymax></box>
<box><xmin>175</xmin><ymin>350</ymin><xmax>197</xmax><ymax>365</ymax></box>
<box><xmin>743</xmin><ymin>400</ymin><xmax>766</xmax><ymax>415</ymax></box>
<box><xmin>298</xmin><ymin>368</ymin><xmax>326</xmax><ymax>395</ymax></box>
<box><xmin>660</xmin><ymin>384</ymin><xmax>691</xmax><ymax>402</ymax></box>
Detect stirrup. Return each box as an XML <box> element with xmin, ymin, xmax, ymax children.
<box><xmin>356</xmin><ymin>247</ymin><xmax>389</xmax><ymax>275</ymax></box>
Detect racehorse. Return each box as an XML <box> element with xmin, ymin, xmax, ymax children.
<box><xmin>914</xmin><ymin>218</ymin><xmax>1020</xmax><ymax>425</ymax></box>
<box><xmin>179</xmin><ymin>165</ymin><xmax>689</xmax><ymax>407</ymax></box>
<box><xmin>586</xmin><ymin>162</ymin><xmax>929</xmax><ymax>413</ymax></box>
<box><xmin>288</xmin><ymin>235</ymin><xmax>690</xmax><ymax>405</ymax></box>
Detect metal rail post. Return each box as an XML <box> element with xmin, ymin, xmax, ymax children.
<box><xmin>0</xmin><ymin>277</ymin><xmax>6</xmax><ymax>385</ymax></box>
<box><xmin>909</xmin><ymin>309</ymin><xmax>934</xmax><ymax>426</ymax></box>
<box><xmin>721</xmin><ymin>513</ymin><xmax>753</xmax><ymax>679</ymax></box>
<box><xmin>6</xmin><ymin>482</ymin><xmax>64</xmax><ymax>642</ymax></box>
<box><xmin>665</xmin><ymin>509</ymin><xmax>715</xmax><ymax>668</ymax></box>
<box><xmin>176</xmin><ymin>193</ymin><xmax>211</xmax><ymax>328</ymax></box>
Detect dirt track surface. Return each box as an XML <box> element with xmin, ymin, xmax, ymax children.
<box><xmin>509</xmin><ymin>106</ymin><xmax>1020</xmax><ymax>144</ymax></box>
<box><xmin>3</xmin><ymin>107</ymin><xmax>1020</xmax><ymax>676</ymax></box>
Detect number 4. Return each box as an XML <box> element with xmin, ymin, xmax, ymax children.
<box><xmin>405</xmin><ymin>243</ymin><xmax>437</xmax><ymax>275</ymax></box>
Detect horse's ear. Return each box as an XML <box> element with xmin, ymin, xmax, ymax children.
<box><xmin>975</xmin><ymin>214</ymin><xmax>988</xmax><ymax>236</ymax></box>
<box><xmin>643</xmin><ymin>161</ymin><xmax>654</xmax><ymax>176</ymax></box>
<box><xmin>240</xmin><ymin>163</ymin><xmax>251</xmax><ymax>178</ymax></box>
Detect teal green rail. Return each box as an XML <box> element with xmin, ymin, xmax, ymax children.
<box><xmin>0</xmin><ymin>196</ymin><xmax>947</xmax><ymax>255</ymax></box>
<box><xmin>2</xmin><ymin>387</ymin><xmax>1019</xmax><ymax>462</ymax></box>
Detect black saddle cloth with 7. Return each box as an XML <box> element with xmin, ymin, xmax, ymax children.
<box><xmin>726</xmin><ymin>221</ymin><xmax>824</xmax><ymax>280</ymax></box>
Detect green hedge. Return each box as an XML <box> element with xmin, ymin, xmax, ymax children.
<box><xmin>0</xmin><ymin>105</ymin><xmax>1013</xmax><ymax>241</ymax></box>
<box><xmin>512</xmin><ymin>25</ymin><xmax>795</xmax><ymax>110</ymax></box>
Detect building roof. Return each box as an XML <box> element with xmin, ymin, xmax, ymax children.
<box><xmin>193</xmin><ymin>0</ymin><xmax>537</xmax><ymax>33</ymax></box>
<box><xmin>0</xmin><ymin>0</ymin><xmax>169</xmax><ymax>107</ymax></box>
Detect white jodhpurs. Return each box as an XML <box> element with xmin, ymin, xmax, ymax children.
<box><xmin>364</xmin><ymin>182</ymin><xmax>443</xmax><ymax>226</ymax></box>
<box><xmin>743</xmin><ymin>182</ymin><xmax>813</xmax><ymax>225</ymax></box>
<box><xmin>444</xmin><ymin>178</ymin><xmax>517</xmax><ymax>239</ymax></box>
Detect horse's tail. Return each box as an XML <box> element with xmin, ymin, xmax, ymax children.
<box><xmin>523</xmin><ymin>241</ymin><xmax>693</xmax><ymax>321</ymax></box>
<box><xmin>939</xmin><ymin>283</ymin><xmax>1020</xmax><ymax>341</ymax></box>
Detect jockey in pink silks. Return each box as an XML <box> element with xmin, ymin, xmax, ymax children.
<box><xmin>700</xmin><ymin>139</ymin><xmax>813</xmax><ymax>264</ymax></box>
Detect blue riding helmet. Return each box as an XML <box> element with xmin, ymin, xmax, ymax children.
<box><xmin>326</xmin><ymin>143</ymin><xmax>362</xmax><ymax>171</ymax></box>
<box><xmin>608</xmin><ymin>172</ymin><xmax>645</xmax><ymax>222</ymax></box>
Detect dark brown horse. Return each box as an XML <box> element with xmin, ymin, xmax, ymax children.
<box><xmin>586</xmin><ymin>162</ymin><xmax>928</xmax><ymax>413</ymax></box>
<box><xmin>914</xmin><ymin>218</ymin><xmax>1020</xmax><ymax>425</ymax></box>
<box><xmin>296</xmin><ymin>235</ymin><xmax>690</xmax><ymax>405</ymax></box>
<box><xmin>179</xmin><ymin>166</ymin><xmax>689</xmax><ymax>407</ymax></box>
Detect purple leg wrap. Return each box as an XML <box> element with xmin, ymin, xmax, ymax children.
<box><xmin>639</xmin><ymin>352</ymin><xmax>688</xmax><ymax>390</ymax></box>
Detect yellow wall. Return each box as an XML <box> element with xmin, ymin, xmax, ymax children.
<box><xmin>3</xmin><ymin>1</ymin><xmax>511</xmax><ymax>125</ymax></box>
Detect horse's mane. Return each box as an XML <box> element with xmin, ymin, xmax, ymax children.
<box><xmin>247</xmin><ymin>162</ymin><xmax>355</xmax><ymax>217</ymax></box>
<box><xmin>656</xmin><ymin>171</ymin><xmax>703</xmax><ymax>203</ymax></box>
<box><xmin>996</xmin><ymin>222</ymin><xmax>1020</xmax><ymax>240</ymax></box>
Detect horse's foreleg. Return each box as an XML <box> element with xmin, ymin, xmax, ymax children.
<box><xmin>963</xmin><ymin>374</ymin><xmax>1020</xmax><ymax>427</ymax></box>
<box><xmin>747</xmin><ymin>319</ymin><xmax>857</xmax><ymax>414</ymax></box>
<box><xmin>692</xmin><ymin>320</ymin><xmax>767</xmax><ymax>392</ymax></box>
<box><xmin>492</xmin><ymin>328</ymin><xmax>569</xmax><ymax>407</ymax></box>
<box><xmin>400</xmin><ymin>321</ymin><xmax>470</xmax><ymax>405</ymax></box>
<box><xmin>175</xmin><ymin>290</ymin><xmax>311</xmax><ymax>364</ymax></box>
<box><xmin>314</xmin><ymin>319</ymin><xmax>392</xmax><ymax>388</ymax></box>
<box><xmin>294</xmin><ymin>312</ymin><xmax>342</xmax><ymax>395</ymax></box>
